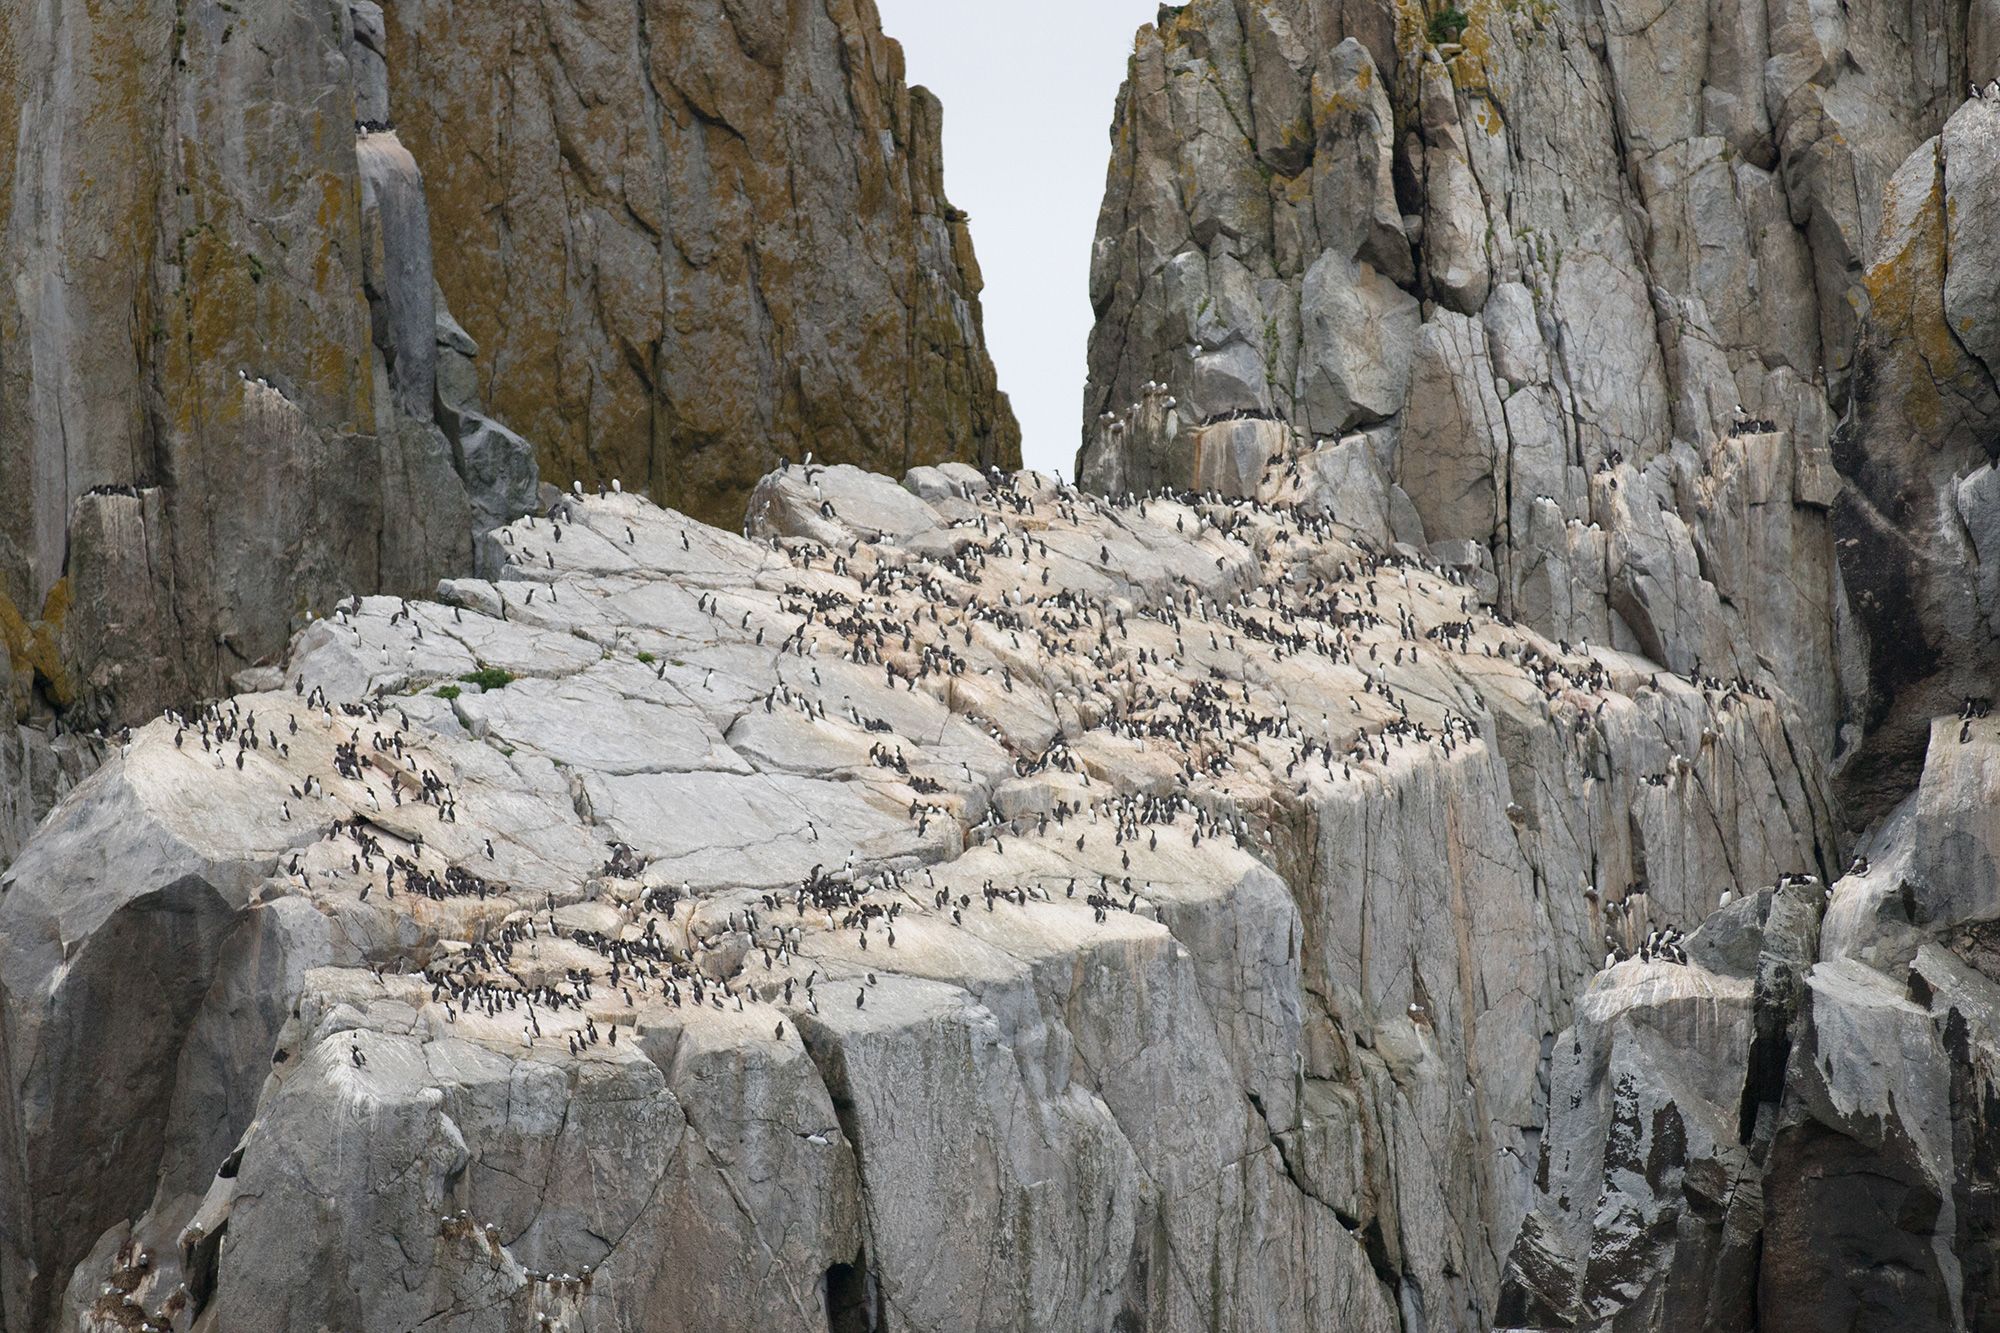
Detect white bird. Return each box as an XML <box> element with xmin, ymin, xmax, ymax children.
<box><xmin>611</xmin><ymin>478</ymin><xmax>622</xmax><ymax>493</ymax></box>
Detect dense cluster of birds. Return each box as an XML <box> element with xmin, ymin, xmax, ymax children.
<box><xmin>101</xmin><ymin>442</ymin><xmax>1857</xmax><ymax>1319</ymax></box>
<box><xmin>91</xmin><ymin>1237</ymin><xmax>191</xmax><ymax>1333</ymax></box>
<box><xmin>143</xmin><ymin>451</ymin><xmax>1840</xmax><ymax>1048</ymax></box>
<box><xmin>1634</xmin><ymin>925</ymin><xmax>1688</xmax><ymax>965</ymax></box>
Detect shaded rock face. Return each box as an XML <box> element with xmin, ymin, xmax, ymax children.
<box><xmin>379</xmin><ymin>0</ymin><xmax>1022</xmax><ymax>528</ymax></box>
<box><xmin>1080</xmin><ymin>0</ymin><xmax>2000</xmax><ymax>815</ymax></box>
<box><xmin>1</xmin><ymin>463</ymin><xmax>1833</xmax><ymax>1331</ymax></box>
<box><xmin>0</xmin><ymin>0</ymin><xmax>545</xmax><ymax>864</ymax></box>
<box><xmin>1500</xmin><ymin>714</ymin><xmax>2000</xmax><ymax>1331</ymax></box>
<box><xmin>1834</xmin><ymin>99</ymin><xmax>2000</xmax><ymax>818</ymax></box>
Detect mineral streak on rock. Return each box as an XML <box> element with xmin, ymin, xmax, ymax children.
<box><xmin>2</xmin><ymin>454</ymin><xmax>1833</xmax><ymax>1332</ymax></box>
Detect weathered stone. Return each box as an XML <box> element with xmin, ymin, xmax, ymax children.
<box><xmin>1398</xmin><ymin>313</ymin><xmax>1504</xmax><ymax>548</ymax></box>
<box><xmin>358</xmin><ymin>132</ymin><xmax>441</xmax><ymax>426</ymax></box>
<box><xmin>1191</xmin><ymin>419</ymin><xmax>1293</xmax><ymax>497</ymax></box>
<box><xmin>1943</xmin><ymin>99</ymin><xmax>2000</xmax><ymax>380</ymax></box>
<box><xmin>379</xmin><ymin>0</ymin><xmax>1019</xmax><ymax>527</ymax></box>
<box><xmin>1504</xmin><ymin>715</ymin><xmax>2000</xmax><ymax>1330</ymax></box>
<box><xmin>2</xmin><ymin>465</ymin><xmax>1835</xmax><ymax>1330</ymax></box>
<box><xmin>0</xmin><ymin>0</ymin><xmax>1007</xmax><ymax>857</ymax></box>
<box><xmin>1835</xmin><ymin>110</ymin><xmax>2000</xmax><ymax>819</ymax></box>
<box><xmin>1296</xmin><ymin>253</ymin><xmax>1421</xmax><ymax>434</ymax></box>
<box><xmin>1081</xmin><ymin>0</ymin><xmax>2000</xmax><ymax>816</ymax></box>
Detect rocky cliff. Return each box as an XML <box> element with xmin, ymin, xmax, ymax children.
<box><xmin>1080</xmin><ymin>0</ymin><xmax>2000</xmax><ymax>1324</ymax></box>
<box><xmin>8</xmin><ymin>0</ymin><xmax>2000</xmax><ymax>1327</ymax></box>
<box><xmin>1497</xmin><ymin>708</ymin><xmax>2000</xmax><ymax>1331</ymax></box>
<box><xmin>0</xmin><ymin>460</ymin><xmax>1837</xmax><ymax>1330</ymax></box>
<box><xmin>0</xmin><ymin>0</ymin><xmax>543</xmax><ymax>859</ymax></box>
<box><xmin>380</xmin><ymin>0</ymin><xmax>1021</xmax><ymax>526</ymax></box>
<box><xmin>1080</xmin><ymin>0</ymin><xmax>2000</xmax><ymax>820</ymax></box>
<box><xmin>0</xmin><ymin>0</ymin><xmax>1017</xmax><ymax>871</ymax></box>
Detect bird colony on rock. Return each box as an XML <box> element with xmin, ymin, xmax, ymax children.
<box><xmin>2</xmin><ymin>447</ymin><xmax>1834</xmax><ymax>1332</ymax></box>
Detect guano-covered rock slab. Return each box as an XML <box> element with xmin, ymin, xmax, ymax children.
<box><xmin>3</xmin><ymin>457</ymin><xmax>1832</xmax><ymax>1331</ymax></box>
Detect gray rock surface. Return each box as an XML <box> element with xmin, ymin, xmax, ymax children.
<box><xmin>7</xmin><ymin>0</ymin><xmax>2000</xmax><ymax>1322</ymax></box>
<box><xmin>1835</xmin><ymin>98</ymin><xmax>2000</xmax><ymax>816</ymax></box>
<box><xmin>1</xmin><ymin>464</ymin><xmax>1835</xmax><ymax>1331</ymax></box>
<box><xmin>1500</xmin><ymin>714</ymin><xmax>2000</xmax><ymax>1330</ymax></box>
<box><xmin>0</xmin><ymin>0</ymin><xmax>1029</xmax><ymax>860</ymax></box>
<box><xmin>1081</xmin><ymin>0</ymin><xmax>2000</xmax><ymax>818</ymax></box>
<box><xmin>0</xmin><ymin>0</ymin><xmax>548</xmax><ymax>862</ymax></box>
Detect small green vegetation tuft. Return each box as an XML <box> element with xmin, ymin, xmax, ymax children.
<box><xmin>636</xmin><ymin>651</ymin><xmax>657</xmax><ymax>664</ymax></box>
<box><xmin>1428</xmin><ymin>6</ymin><xmax>1470</xmax><ymax>43</ymax></box>
<box><xmin>433</xmin><ymin>684</ymin><xmax>462</xmax><ymax>701</ymax></box>
<box><xmin>459</xmin><ymin>666</ymin><xmax>515</xmax><ymax>691</ymax></box>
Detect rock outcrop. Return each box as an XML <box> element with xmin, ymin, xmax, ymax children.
<box><xmin>1080</xmin><ymin>6</ymin><xmax>2000</xmax><ymax>1316</ymax></box>
<box><xmin>1</xmin><ymin>461</ymin><xmax>1834</xmax><ymax>1331</ymax></box>
<box><xmin>1834</xmin><ymin>97</ymin><xmax>2000</xmax><ymax>818</ymax></box>
<box><xmin>0</xmin><ymin>0</ymin><xmax>541</xmax><ymax>824</ymax></box>
<box><xmin>379</xmin><ymin>0</ymin><xmax>1022</xmax><ymax>527</ymax></box>
<box><xmin>11</xmin><ymin>0</ymin><xmax>2000</xmax><ymax>1323</ymax></box>
<box><xmin>0</xmin><ymin>0</ymin><xmax>1022</xmax><ymax>869</ymax></box>
<box><xmin>1080</xmin><ymin>0</ymin><xmax>2000</xmax><ymax>816</ymax></box>
<box><xmin>1499</xmin><ymin>712</ymin><xmax>2000</xmax><ymax>1330</ymax></box>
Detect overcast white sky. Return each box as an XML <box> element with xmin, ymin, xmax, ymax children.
<box><xmin>874</xmin><ymin>0</ymin><xmax>1162</xmax><ymax>479</ymax></box>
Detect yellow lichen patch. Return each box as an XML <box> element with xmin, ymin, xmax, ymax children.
<box><xmin>1394</xmin><ymin>0</ymin><xmax>1431</xmax><ymax>60</ymax></box>
<box><xmin>1860</xmin><ymin>160</ymin><xmax>1960</xmax><ymax>433</ymax></box>
<box><xmin>1158</xmin><ymin>8</ymin><xmax>1200</xmax><ymax>47</ymax></box>
<box><xmin>1447</xmin><ymin>0</ymin><xmax>1501</xmax><ymax>90</ymax></box>
<box><xmin>1315</xmin><ymin>86</ymin><xmax>1359</xmax><ymax>122</ymax></box>
<box><xmin>0</xmin><ymin>581</ymin><xmax>76</xmax><ymax>707</ymax></box>
<box><xmin>175</xmin><ymin>226</ymin><xmax>255</xmax><ymax>434</ymax></box>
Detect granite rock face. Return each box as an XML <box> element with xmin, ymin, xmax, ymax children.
<box><xmin>1499</xmin><ymin>714</ymin><xmax>2000</xmax><ymax>1331</ymax></box>
<box><xmin>0</xmin><ymin>463</ymin><xmax>1835</xmax><ymax>1331</ymax></box>
<box><xmin>1080</xmin><ymin>0</ymin><xmax>2000</xmax><ymax>815</ymax></box>
<box><xmin>0</xmin><ymin>0</ymin><xmax>541</xmax><ymax>801</ymax></box>
<box><xmin>1081</xmin><ymin>4</ymin><xmax>2000</xmax><ymax>1317</ymax></box>
<box><xmin>1834</xmin><ymin>98</ymin><xmax>2000</xmax><ymax>817</ymax></box>
<box><xmin>380</xmin><ymin>0</ymin><xmax>1022</xmax><ymax>527</ymax></box>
